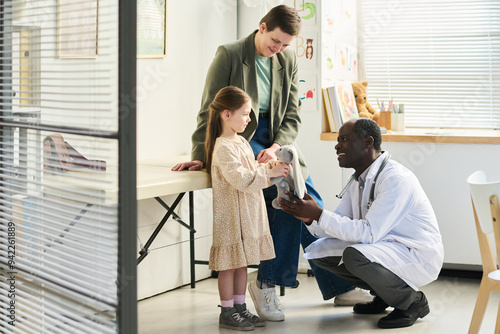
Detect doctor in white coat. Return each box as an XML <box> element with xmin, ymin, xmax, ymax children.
<box><xmin>279</xmin><ymin>118</ymin><xmax>444</xmax><ymax>329</ymax></box>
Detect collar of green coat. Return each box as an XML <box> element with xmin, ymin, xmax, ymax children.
<box><xmin>241</xmin><ymin>30</ymin><xmax>284</xmax><ymax>122</ymax></box>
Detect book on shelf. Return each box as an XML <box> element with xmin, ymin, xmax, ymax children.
<box><xmin>324</xmin><ymin>81</ymin><xmax>359</xmax><ymax>132</ymax></box>
<box><xmin>322</xmin><ymin>87</ymin><xmax>335</xmax><ymax>132</ymax></box>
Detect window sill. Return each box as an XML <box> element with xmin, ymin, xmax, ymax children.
<box><xmin>320</xmin><ymin>128</ymin><xmax>500</xmax><ymax>145</ymax></box>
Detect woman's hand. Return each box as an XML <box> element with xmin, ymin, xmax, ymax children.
<box><xmin>171</xmin><ymin>160</ymin><xmax>203</xmax><ymax>171</ymax></box>
<box><xmin>256</xmin><ymin>143</ymin><xmax>280</xmax><ymax>163</ymax></box>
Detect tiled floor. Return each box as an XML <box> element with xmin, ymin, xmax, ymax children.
<box><xmin>138</xmin><ymin>271</ymin><xmax>498</xmax><ymax>333</ymax></box>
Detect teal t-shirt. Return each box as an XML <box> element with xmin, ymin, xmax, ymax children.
<box><xmin>255</xmin><ymin>54</ymin><xmax>271</xmax><ymax>114</ymax></box>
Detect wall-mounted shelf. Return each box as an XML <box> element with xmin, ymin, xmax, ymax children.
<box><xmin>321</xmin><ymin>128</ymin><xmax>500</xmax><ymax>145</ymax></box>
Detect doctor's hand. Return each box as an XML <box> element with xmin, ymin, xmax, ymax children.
<box><xmin>171</xmin><ymin>160</ymin><xmax>203</xmax><ymax>171</ymax></box>
<box><xmin>279</xmin><ymin>191</ymin><xmax>323</xmax><ymax>225</ymax></box>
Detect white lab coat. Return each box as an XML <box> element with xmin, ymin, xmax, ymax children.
<box><xmin>304</xmin><ymin>152</ymin><xmax>444</xmax><ymax>290</ymax></box>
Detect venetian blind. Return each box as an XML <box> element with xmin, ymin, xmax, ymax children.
<box><xmin>359</xmin><ymin>0</ymin><xmax>500</xmax><ymax>129</ymax></box>
<box><xmin>0</xmin><ymin>1</ymin><xmax>137</xmax><ymax>333</ymax></box>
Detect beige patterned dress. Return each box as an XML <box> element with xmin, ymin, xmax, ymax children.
<box><xmin>208</xmin><ymin>136</ymin><xmax>276</xmax><ymax>271</ymax></box>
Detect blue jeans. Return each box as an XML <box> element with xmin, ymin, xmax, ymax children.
<box><xmin>249</xmin><ymin>117</ymin><xmax>353</xmax><ymax>300</ymax></box>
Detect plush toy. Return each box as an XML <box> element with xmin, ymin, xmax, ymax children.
<box><xmin>352</xmin><ymin>81</ymin><xmax>380</xmax><ymax>122</ymax></box>
<box><xmin>270</xmin><ymin>145</ymin><xmax>306</xmax><ymax>209</ymax></box>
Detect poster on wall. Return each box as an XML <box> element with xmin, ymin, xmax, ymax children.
<box><xmin>298</xmin><ymin>73</ymin><xmax>318</xmax><ymax>112</ymax></box>
<box><xmin>337</xmin><ymin>43</ymin><xmax>357</xmax><ymax>81</ymax></box>
<box><xmin>296</xmin><ymin>32</ymin><xmax>317</xmax><ymax>70</ymax></box>
<box><xmin>57</xmin><ymin>0</ymin><xmax>98</xmax><ymax>58</ymax></box>
<box><xmin>137</xmin><ymin>0</ymin><xmax>167</xmax><ymax>58</ymax></box>
<box><xmin>322</xmin><ymin>31</ymin><xmax>335</xmax><ymax>83</ymax></box>
<box><xmin>292</xmin><ymin>0</ymin><xmax>318</xmax><ymax>26</ymax></box>
<box><xmin>322</xmin><ymin>0</ymin><xmax>335</xmax><ymax>32</ymax></box>
<box><xmin>339</xmin><ymin>0</ymin><xmax>356</xmax><ymax>34</ymax></box>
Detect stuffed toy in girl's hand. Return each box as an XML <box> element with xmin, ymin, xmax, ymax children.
<box><xmin>270</xmin><ymin>145</ymin><xmax>306</xmax><ymax>209</ymax></box>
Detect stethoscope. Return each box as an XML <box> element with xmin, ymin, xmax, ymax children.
<box><xmin>336</xmin><ymin>153</ymin><xmax>391</xmax><ymax>209</ymax></box>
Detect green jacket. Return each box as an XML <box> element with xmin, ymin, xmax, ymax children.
<box><xmin>191</xmin><ymin>31</ymin><xmax>309</xmax><ymax>179</ymax></box>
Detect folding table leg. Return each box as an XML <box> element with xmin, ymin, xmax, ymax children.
<box><xmin>137</xmin><ymin>192</ymin><xmax>185</xmax><ymax>264</ymax></box>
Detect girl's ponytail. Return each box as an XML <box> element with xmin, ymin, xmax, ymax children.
<box><xmin>204</xmin><ymin>86</ymin><xmax>251</xmax><ymax>174</ymax></box>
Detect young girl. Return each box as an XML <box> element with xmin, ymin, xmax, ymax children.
<box><xmin>205</xmin><ymin>86</ymin><xmax>289</xmax><ymax>331</ymax></box>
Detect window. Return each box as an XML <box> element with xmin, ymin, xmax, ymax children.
<box><xmin>0</xmin><ymin>2</ymin><xmax>137</xmax><ymax>333</ymax></box>
<box><xmin>359</xmin><ymin>1</ymin><xmax>500</xmax><ymax>129</ymax></box>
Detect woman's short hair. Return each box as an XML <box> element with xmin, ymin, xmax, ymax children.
<box><xmin>259</xmin><ymin>5</ymin><xmax>302</xmax><ymax>36</ymax></box>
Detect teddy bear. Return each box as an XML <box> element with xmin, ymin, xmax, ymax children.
<box><xmin>270</xmin><ymin>145</ymin><xmax>306</xmax><ymax>210</ymax></box>
<box><xmin>352</xmin><ymin>81</ymin><xmax>380</xmax><ymax>122</ymax></box>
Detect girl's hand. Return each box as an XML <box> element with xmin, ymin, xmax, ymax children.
<box><xmin>269</xmin><ymin>163</ymin><xmax>289</xmax><ymax>178</ymax></box>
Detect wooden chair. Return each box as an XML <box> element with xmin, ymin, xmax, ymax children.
<box><xmin>467</xmin><ymin>170</ymin><xmax>500</xmax><ymax>333</ymax></box>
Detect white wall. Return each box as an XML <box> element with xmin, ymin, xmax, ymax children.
<box><xmin>384</xmin><ymin>142</ymin><xmax>500</xmax><ymax>268</ymax></box>
<box><xmin>136</xmin><ymin>0</ymin><xmax>236</xmax><ymax>299</ymax></box>
<box><xmin>136</xmin><ymin>1</ymin><xmax>237</xmax><ymax>160</ymax></box>
<box><xmin>136</xmin><ymin>0</ymin><xmax>491</xmax><ymax>299</ymax></box>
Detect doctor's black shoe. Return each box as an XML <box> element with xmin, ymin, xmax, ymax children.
<box><xmin>377</xmin><ymin>292</ymin><xmax>429</xmax><ymax>329</ymax></box>
<box><xmin>353</xmin><ymin>296</ymin><xmax>389</xmax><ymax>314</ymax></box>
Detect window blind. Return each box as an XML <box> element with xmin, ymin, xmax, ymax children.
<box><xmin>0</xmin><ymin>1</ymin><xmax>137</xmax><ymax>333</ymax></box>
<box><xmin>359</xmin><ymin>0</ymin><xmax>500</xmax><ymax>129</ymax></box>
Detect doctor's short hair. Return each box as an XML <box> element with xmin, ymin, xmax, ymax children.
<box><xmin>353</xmin><ymin>118</ymin><xmax>382</xmax><ymax>152</ymax></box>
<box><xmin>260</xmin><ymin>5</ymin><xmax>302</xmax><ymax>37</ymax></box>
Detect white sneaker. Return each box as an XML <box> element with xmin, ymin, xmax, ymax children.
<box><xmin>334</xmin><ymin>288</ymin><xmax>374</xmax><ymax>306</ymax></box>
<box><xmin>248</xmin><ymin>279</ymin><xmax>285</xmax><ymax>321</ymax></box>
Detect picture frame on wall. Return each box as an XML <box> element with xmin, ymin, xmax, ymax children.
<box><xmin>57</xmin><ymin>0</ymin><xmax>99</xmax><ymax>58</ymax></box>
<box><xmin>137</xmin><ymin>0</ymin><xmax>167</xmax><ymax>58</ymax></box>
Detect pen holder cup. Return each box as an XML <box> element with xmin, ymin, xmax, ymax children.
<box><xmin>378</xmin><ymin>111</ymin><xmax>391</xmax><ymax>130</ymax></box>
<box><xmin>390</xmin><ymin>113</ymin><xmax>405</xmax><ymax>132</ymax></box>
